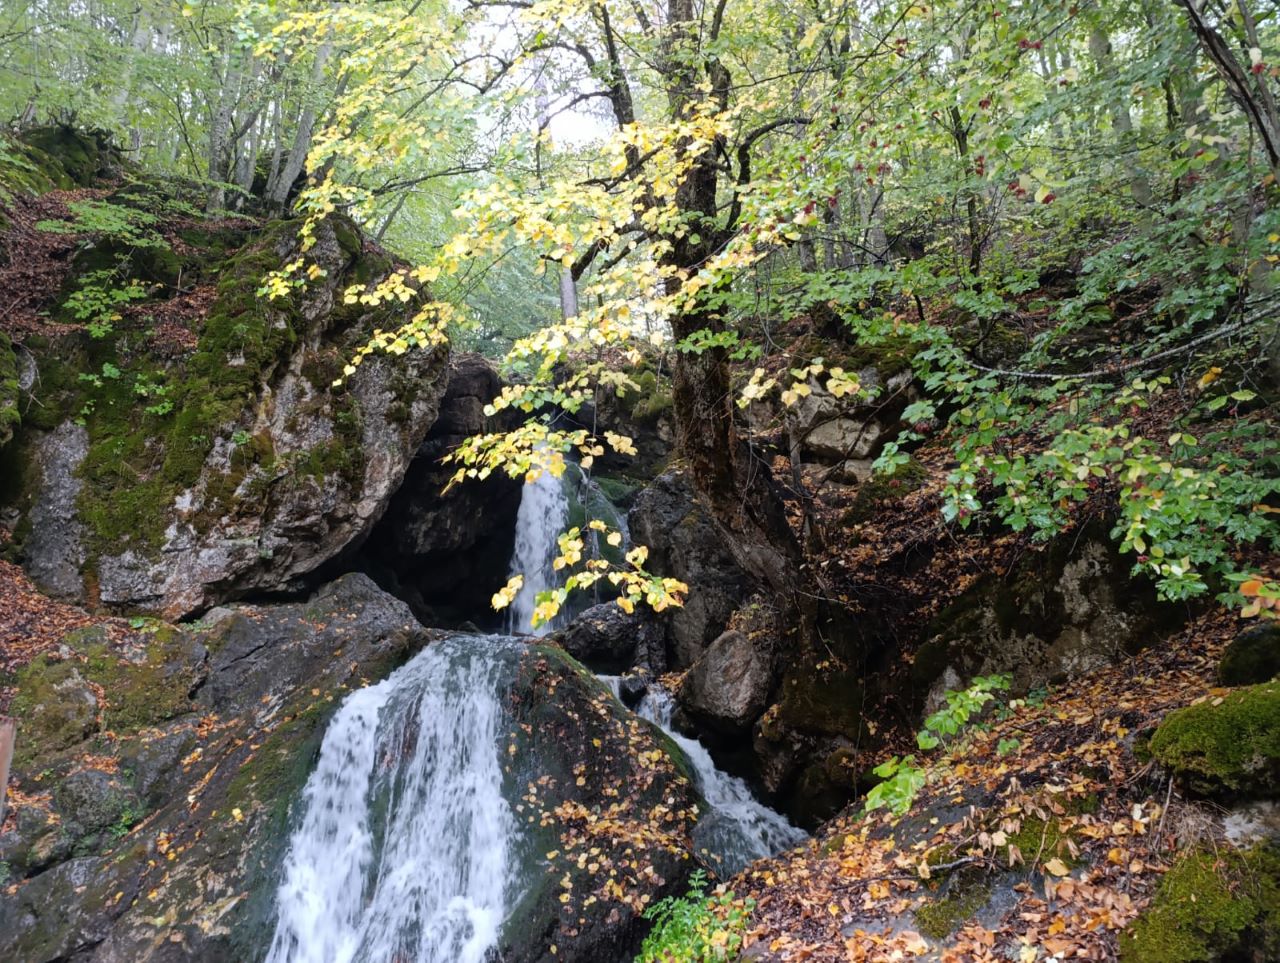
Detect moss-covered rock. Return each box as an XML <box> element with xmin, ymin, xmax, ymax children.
<box><xmin>8</xmin><ymin>658</ymin><xmax>101</xmax><ymax>767</ymax></box>
<box><xmin>0</xmin><ymin>575</ymin><xmax>431</xmax><ymax>963</ymax></box>
<box><xmin>499</xmin><ymin>643</ymin><xmax>702</xmax><ymax>963</ymax></box>
<box><xmin>841</xmin><ymin>456</ymin><xmax>927</xmax><ymax>526</ymax></box>
<box><xmin>1148</xmin><ymin>681</ymin><xmax>1280</xmax><ymax>798</ymax></box>
<box><xmin>18</xmin><ymin>126</ymin><xmax>118</xmax><ymax>186</ymax></box>
<box><xmin>0</xmin><ymin>332</ymin><xmax>19</xmax><ymax>447</ymax></box>
<box><xmin>7</xmin><ymin>203</ymin><xmax>449</xmax><ymax>616</ymax></box>
<box><xmin>1120</xmin><ymin>845</ymin><xmax>1280</xmax><ymax>963</ymax></box>
<box><xmin>914</xmin><ymin>876</ymin><xmax>992</xmax><ymax>940</ymax></box>
<box><xmin>1219</xmin><ymin>624</ymin><xmax>1280</xmax><ymax>687</ymax></box>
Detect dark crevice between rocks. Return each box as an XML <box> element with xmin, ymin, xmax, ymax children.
<box><xmin>305</xmin><ymin>352</ymin><xmax>525</xmax><ymax>631</ymax></box>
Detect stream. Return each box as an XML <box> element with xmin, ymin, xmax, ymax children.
<box><xmin>264</xmin><ymin>466</ymin><xmax>804</xmax><ymax>963</ymax></box>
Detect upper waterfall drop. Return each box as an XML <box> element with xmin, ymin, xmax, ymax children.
<box><xmin>505</xmin><ymin>465</ymin><xmax>570</xmax><ymax>636</ymax></box>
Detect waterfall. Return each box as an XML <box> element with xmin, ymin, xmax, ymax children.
<box><xmin>505</xmin><ymin>466</ymin><xmax>570</xmax><ymax>636</ymax></box>
<box><xmin>265</xmin><ymin>637</ymin><xmax>519</xmax><ymax>963</ymax></box>
<box><xmin>601</xmin><ymin>679</ymin><xmax>808</xmax><ymax>877</ymax></box>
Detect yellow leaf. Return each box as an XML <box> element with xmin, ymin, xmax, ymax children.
<box><xmin>1043</xmin><ymin>857</ymin><xmax>1070</xmax><ymax>877</ymax></box>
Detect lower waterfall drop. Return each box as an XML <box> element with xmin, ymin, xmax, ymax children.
<box><xmin>265</xmin><ymin>637</ymin><xmax>519</xmax><ymax>963</ymax></box>
<box><xmin>603</xmin><ymin>679</ymin><xmax>808</xmax><ymax>877</ymax></box>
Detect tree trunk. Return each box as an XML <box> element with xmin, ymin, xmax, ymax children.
<box><xmin>269</xmin><ymin>42</ymin><xmax>333</xmax><ymax>209</ymax></box>
<box><xmin>0</xmin><ymin>717</ymin><xmax>14</xmax><ymax>826</ymax></box>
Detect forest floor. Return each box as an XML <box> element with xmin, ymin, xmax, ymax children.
<box><xmin>733</xmin><ymin>607</ymin><xmax>1241</xmax><ymax>961</ymax></box>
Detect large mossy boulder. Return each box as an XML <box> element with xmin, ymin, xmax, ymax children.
<box><xmin>4</xmin><ymin>192</ymin><xmax>449</xmax><ymax>616</ymax></box>
<box><xmin>499</xmin><ymin>644</ymin><xmax>702</xmax><ymax>963</ymax></box>
<box><xmin>1148</xmin><ymin>681</ymin><xmax>1280</xmax><ymax>799</ymax></box>
<box><xmin>0</xmin><ymin>574</ymin><xmax>431</xmax><ymax>963</ymax></box>
<box><xmin>1120</xmin><ymin>845</ymin><xmax>1280</xmax><ymax>963</ymax></box>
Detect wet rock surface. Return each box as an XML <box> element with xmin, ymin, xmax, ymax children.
<box><xmin>0</xmin><ymin>574</ymin><xmax>432</xmax><ymax>963</ymax></box>
<box><xmin>629</xmin><ymin>470</ymin><xmax>749</xmax><ymax>667</ymax></box>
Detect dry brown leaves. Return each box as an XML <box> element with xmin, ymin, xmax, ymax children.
<box><xmin>734</xmin><ymin>609</ymin><xmax>1241</xmax><ymax>962</ymax></box>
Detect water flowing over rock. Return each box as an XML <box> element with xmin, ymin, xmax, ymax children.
<box><xmin>607</xmin><ymin>680</ymin><xmax>807</xmax><ymax>877</ymax></box>
<box><xmin>506</xmin><ymin>464</ymin><xmax>571</xmax><ymax>636</ymax></box>
<box><xmin>267</xmin><ymin>637</ymin><xmax>518</xmax><ymax>963</ymax></box>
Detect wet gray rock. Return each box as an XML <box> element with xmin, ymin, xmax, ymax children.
<box><xmin>55</xmin><ymin>768</ymin><xmax>143</xmax><ymax>835</ymax></box>
<box><xmin>1220</xmin><ymin>623</ymin><xmax>1280</xmax><ymax>687</ymax></box>
<box><xmin>118</xmin><ymin>719</ymin><xmax>199</xmax><ymax>807</ymax></box>
<box><xmin>194</xmin><ymin>572</ymin><xmax>424</xmax><ymax>718</ymax></box>
<box><xmin>0</xmin><ymin>855</ymin><xmax>144</xmax><ymax>963</ymax></box>
<box><xmin>0</xmin><ymin>574</ymin><xmax>434</xmax><ymax>963</ymax></box>
<box><xmin>24</xmin><ymin>421</ymin><xmax>87</xmax><ymax>600</ymax></box>
<box><xmin>680</xmin><ymin>629</ymin><xmax>774</xmax><ymax>734</ymax></box>
<box><xmin>629</xmin><ymin>470</ymin><xmax>748</xmax><ymax>667</ymax></box>
<box><xmin>551</xmin><ymin>600</ymin><xmax>667</xmax><ymax>673</ymax></box>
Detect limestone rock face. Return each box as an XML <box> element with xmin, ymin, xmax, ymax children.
<box><xmin>629</xmin><ymin>470</ymin><xmax>748</xmax><ymax>667</ymax></box>
<box><xmin>914</xmin><ymin>537</ymin><xmax>1173</xmax><ymax>696</ymax></box>
<box><xmin>359</xmin><ymin>353</ymin><xmax>523</xmax><ymax>625</ymax></box>
<box><xmin>679</xmin><ymin>628</ymin><xmax>774</xmax><ymax>734</ymax></box>
<box><xmin>10</xmin><ymin>216</ymin><xmax>449</xmax><ymax>619</ymax></box>
<box><xmin>23</xmin><ymin>422</ymin><xmax>87</xmax><ymax>601</ymax></box>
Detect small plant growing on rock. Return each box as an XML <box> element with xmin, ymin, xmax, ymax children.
<box><xmin>865</xmin><ymin>675</ymin><xmax>1010</xmax><ymax>817</ymax></box>
<box><xmin>636</xmin><ymin>870</ymin><xmax>754</xmax><ymax>962</ymax></box>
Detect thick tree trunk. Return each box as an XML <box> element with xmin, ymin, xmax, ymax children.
<box><xmin>269</xmin><ymin>42</ymin><xmax>333</xmax><ymax>209</ymax></box>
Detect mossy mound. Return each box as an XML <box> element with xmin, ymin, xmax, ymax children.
<box><xmin>1148</xmin><ymin>681</ymin><xmax>1280</xmax><ymax>798</ymax></box>
<box><xmin>18</xmin><ymin>126</ymin><xmax>118</xmax><ymax>187</ymax></box>
<box><xmin>841</xmin><ymin>456</ymin><xmax>927</xmax><ymax>526</ymax></box>
<box><xmin>1120</xmin><ymin>845</ymin><xmax>1280</xmax><ymax>963</ymax></box>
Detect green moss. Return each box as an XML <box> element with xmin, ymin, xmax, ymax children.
<box><xmin>0</xmin><ymin>332</ymin><xmax>19</xmax><ymax>447</ymax></box>
<box><xmin>1120</xmin><ymin>845</ymin><xmax>1280</xmax><ymax>963</ymax></box>
<box><xmin>77</xmin><ymin>627</ymin><xmax>196</xmax><ymax>733</ymax></box>
<box><xmin>625</xmin><ymin>369</ymin><xmax>674</xmax><ymax>423</ymax></box>
<box><xmin>915</xmin><ymin>878</ymin><xmax>991</xmax><ymax>939</ymax></box>
<box><xmin>19</xmin><ymin>126</ymin><xmax>109</xmax><ymax>186</ymax></box>
<box><xmin>1148</xmin><ymin>681</ymin><xmax>1280</xmax><ymax>797</ymax></box>
<box><xmin>841</xmin><ymin>456</ymin><xmax>928</xmax><ymax>526</ymax></box>
<box><xmin>0</xmin><ymin>134</ymin><xmax>74</xmax><ymax>198</ymax></box>
<box><xmin>1006</xmin><ymin>816</ymin><xmax>1078</xmax><ymax>868</ymax></box>
<box><xmin>9</xmin><ymin>657</ymin><xmax>101</xmax><ymax>767</ymax></box>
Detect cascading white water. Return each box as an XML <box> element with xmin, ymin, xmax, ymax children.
<box><xmin>266</xmin><ymin>637</ymin><xmax>519</xmax><ymax>963</ymax></box>
<box><xmin>506</xmin><ymin>465</ymin><xmax>570</xmax><ymax>636</ymax></box>
<box><xmin>602</xmin><ymin>679</ymin><xmax>808</xmax><ymax>877</ymax></box>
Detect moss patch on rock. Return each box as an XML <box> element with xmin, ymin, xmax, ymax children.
<box><xmin>914</xmin><ymin>876</ymin><xmax>992</xmax><ymax>940</ymax></box>
<box><xmin>0</xmin><ymin>332</ymin><xmax>19</xmax><ymax>447</ymax></box>
<box><xmin>841</xmin><ymin>456</ymin><xmax>927</xmax><ymax>527</ymax></box>
<box><xmin>1120</xmin><ymin>845</ymin><xmax>1280</xmax><ymax>963</ymax></box>
<box><xmin>1148</xmin><ymin>681</ymin><xmax>1280</xmax><ymax>798</ymax></box>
